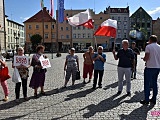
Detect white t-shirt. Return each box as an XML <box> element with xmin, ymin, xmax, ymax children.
<box><xmin>145</xmin><ymin>43</ymin><xmax>160</xmax><ymax>68</ymax></box>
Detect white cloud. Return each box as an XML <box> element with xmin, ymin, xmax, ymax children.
<box><xmin>148</xmin><ymin>7</ymin><xmax>160</xmax><ymax>15</ymax></box>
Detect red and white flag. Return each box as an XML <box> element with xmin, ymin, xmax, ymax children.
<box><xmin>50</xmin><ymin>0</ymin><xmax>53</xmax><ymax>17</ymax></box>
<box><xmin>94</xmin><ymin>19</ymin><xmax>117</xmax><ymax>38</ymax></box>
<box><xmin>67</xmin><ymin>9</ymin><xmax>93</xmax><ymax>29</ymax></box>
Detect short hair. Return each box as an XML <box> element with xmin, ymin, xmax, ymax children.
<box><xmin>36</xmin><ymin>45</ymin><xmax>45</xmax><ymax>52</ymax></box>
<box><xmin>98</xmin><ymin>46</ymin><xmax>103</xmax><ymax>50</ymax></box>
<box><xmin>122</xmin><ymin>40</ymin><xmax>129</xmax><ymax>44</ymax></box>
<box><xmin>149</xmin><ymin>35</ymin><xmax>157</xmax><ymax>42</ymax></box>
<box><xmin>88</xmin><ymin>46</ymin><xmax>93</xmax><ymax>50</ymax></box>
<box><xmin>132</xmin><ymin>41</ymin><xmax>136</xmax><ymax>44</ymax></box>
<box><xmin>18</xmin><ymin>47</ymin><xmax>24</xmax><ymax>51</ymax></box>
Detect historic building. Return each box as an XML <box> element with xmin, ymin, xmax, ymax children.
<box><xmin>0</xmin><ymin>0</ymin><xmax>5</xmax><ymax>50</ymax></box>
<box><xmin>152</xmin><ymin>17</ymin><xmax>160</xmax><ymax>42</ymax></box>
<box><xmin>24</xmin><ymin>7</ymin><xmax>56</xmax><ymax>52</ymax></box>
<box><xmin>5</xmin><ymin>15</ymin><xmax>25</xmax><ymax>50</ymax></box>
<box><xmin>104</xmin><ymin>6</ymin><xmax>130</xmax><ymax>50</ymax></box>
<box><xmin>130</xmin><ymin>7</ymin><xmax>152</xmax><ymax>49</ymax></box>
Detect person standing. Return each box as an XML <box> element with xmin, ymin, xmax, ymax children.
<box><xmin>83</xmin><ymin>46</ymin><xmax>94</xmax><ymax>84</ymax></box>
<box><xmin>113</xmin><ymin>40</ymin><xmax>135</xmax><ymax>96</ymax></box>
<box><xmin>0</xmin><ymin>53</ymin><xmax>9</xmax><ymax>101</ymax></box>
<box><xmin>130</xmin><ymin>42</ymin><xmax>140</xmax><ymax>79</ymax></box>
<box><xmin>92</xmin><ymin>46</ymin><xmax>106</xmax><ymax>89</ymax></box>
<box><xmin>12</xmin><ymin>47</ymin><xmax>30</xmax><ymax>102</ymax></box>
<box><xmin>63</xmin><ymin>48</ymin><xmax>79</xmax><ymax>88</ymax></box>
<box><xmin>140</xmin><ymin>35</ymin><xmax>160</xmax><ymax>105</ymax></box>
<box><xmin>29</xmin><ymin>45</ymin><xmax>47</xmax><ymax>97</ymax></box>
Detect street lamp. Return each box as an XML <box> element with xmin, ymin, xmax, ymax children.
<box><xmin>14</xmin><ymin>32</ymin><xmax>20</xmax><ymax>52</ymax></box>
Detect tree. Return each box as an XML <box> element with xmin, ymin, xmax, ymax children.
<box><xmin>30</xmin><ymin>34</ymin><xmax>42</xmax><ymax>51</ymax></box>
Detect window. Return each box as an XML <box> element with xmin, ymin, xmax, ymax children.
<box><xmin>88</xmin><ymin>33</ymin><xmax>91</xmax><ymax>38</ymax></box>
<box><xmin>73</xmin><ymin>27</ymin><xmax>76</xmax><ymax>30</ymax></box>
<box><xmin>11</xmin><ymin>29</ymin><xmax>12</xmax><ymax>34</ymax></box>
<box><xmin>8</xmin><ymin>36</ymin><xmax>10</xmax><ymax>42</ymax></box>
<box><xmin>78</xmin><ymin>34</ymin><xmax>81</xmax><ymax>38</ymax></box>
<box><xmin>83</xmin><ymin>26</ymin><xmax>85</xmax><ymax>30</ymax></box>
<box><xmin>28</xmin><ymin>25</ymin><xmax>32</xmax><ymax>29</ymax></box>
<box><xmin>66</xmin><ymin>35</ymin><xmax>69</xmax><ymax>39</ymax></box>
<box><xmin>28</xmin><ymin>34</ymin><xmax>32</xmax><ymax>38</ymax></box>
<box><xmin>100</xmin><ymin>17</ymin><xmax>102</xmax><ymax>19</ymax></box>
<box><xmin>147</xmin><ymin>23</ymin><xmax>150</xmax><ymax>28</ymax></box>
<box><xmin>52</xmin><ymin>25</ymin><xmax>54</xmax><ymax>29</ymax></box>
<box><xmin>45</xmin><ymin>25</ymin><xmax>48</xmax><ymax>29</ymax></box>
<box><xmin>124</xmin><ymin>33</ymin><xmax>127</xmax><ymax>38</ymax></box>
<box><xmin>142</xmin><ymin>23</ymin><xmax>145</xmax><ymax>28</ymax></box>
<box><xmin>78</xmin><ymin>26</ymin><xmax>81</xmax><ymax>30</ymax></box>
<box><xmin>61</xmin><ymin>27</ymin><xmax>63</xmax><ymax>31</ymax></box>
<box><xmin>112</xmin><ymin>16</ymin><xmax>114</xmax><ymax>20</ymax></box>
<box><xmin>52</xmin><ymin>34</ymin><xmax>55</xmax><ymax>38</ymax></box>
<box><xmin>61</xmin><ymin>35</ymin><xmax>64</xmax><ymax>39</ymax></box>
<box><xmin>118</xmin><ymin>16</ymin><xmax>120</xmax><ymax>20</ymax></box>
<box><xmin>124</xmin><ymin>17</ymin><xmax>126</xmax><ymax>21</ymax></box>
<box><xmin>36</xmin><ymin>25</ymin><xmax>39</xmax><ymax>29</ymax></box>
<box><xmin>73</xmin><ymin>34</ymin><xmax>76</xmax><ymax>38</ymax></box>
<box><xmin>45</xmin><ymin>34</ymin><xmax>49</xmax><ymax>39</ymax></box>
<box><xmin>82</xmin><ymin>33</ymin><xmax>85</xmax><ymax>38</ymax></box>
<box><xmin>66</xmin><ymin>27</ymin><xmax>69</xmax><ymax>30</ymax></box>
<box><xmin>124</xmin><ymin>24</ymin><xmax>127</xmax><ymax>29</ymax></box>
<box><xmin>8</xmin><ymin>21</ymin><xmax>9</xmax><ymax>26</ymax></box>
<box><xmin>8</xmin><ymin>28</ymin><xmax>9</xmax><ymax>34</ymax></box>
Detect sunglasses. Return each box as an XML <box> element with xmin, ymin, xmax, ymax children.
<box><xmin>18</xmin><ymin>50</ymin><xmax>23</xmax><ymax>51</ymax></box>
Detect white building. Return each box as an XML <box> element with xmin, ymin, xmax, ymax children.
<box><xmin>5</xmin><ymin>16</ymin><xmax>25</xmax><ymax>50</ymax></box>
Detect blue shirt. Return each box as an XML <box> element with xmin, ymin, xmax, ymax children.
<box><xmin>93</xmin><ymin>52</ymin><xmax>106</xmax><ymax>70</ymax></box>
<box><xmin>116</xmin><ymin>48</ymin><xmax>134</xmax><ymax>68</ymax></box>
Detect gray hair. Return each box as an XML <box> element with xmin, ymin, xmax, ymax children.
<box><xmin>98</xmin><ymin>46</ymin><xmax>103</xmax><ymax>50</ymax></box>
<box><xmin>122</xmin><ymin>40</ymin><xmax>129</xmax><ymax>44</ymax></box>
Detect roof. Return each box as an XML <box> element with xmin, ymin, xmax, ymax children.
<box><xmin>7</xmin><ymin>19</ymin><xmax>24</xmax><ymax>27</ymax></box>
<box><xmin>110</xmin><ymin>7</ymin><xmax>129</xmax><ymax>13</ymax></box>
<box><xmin>23</xmin><ymin>7</ymin><xmax>56</xmax><ymax>23</ymax></box>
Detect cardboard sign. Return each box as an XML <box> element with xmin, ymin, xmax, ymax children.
<box><xmin>39</xmin><ymin>55</ymin><xmax>51</xmax><ymax>69</ymax></box>
<box><xmin>13</xmin><ymin>56</ymin><xmax>29</xmax><ymax>67</ymax></box>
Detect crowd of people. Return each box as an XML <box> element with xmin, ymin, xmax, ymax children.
<box><xmin>0</xmin><ymin>35</ymin><xmax>160</xmax><ymax>106</ymax></box>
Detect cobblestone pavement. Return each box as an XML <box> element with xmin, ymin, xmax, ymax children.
<box><xmin>0</xmin><ymin>52</ymin><xmax>160</xmax><ymax>120</ymax></box>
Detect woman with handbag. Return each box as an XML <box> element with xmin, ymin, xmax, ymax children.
<box><xmin>29</xmin><ymin>45</ymin><xmax>47</xmax><ymax>97</ymax></box>
<box><xmin>12</xmin><ymin>47</ymin><xmax>30</xmax><ymax>102</ymax></box>
<box><xmin>63</xmin><ymin>48</ymin><xmax>79</xmax><ymax>88</ymax></box>
<box><xmin>82</xmin><ymin>46</ymin><xmax>94</xmax><ymax>84</ymax></box>
<box><xmin>0</xmin><ymin>53</ymin><xmax>9</xmax><ymax>101</ymax></box>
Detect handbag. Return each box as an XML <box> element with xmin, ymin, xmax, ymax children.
<box><xmin>0</xmin><ymin>66</ymin><xmax>11</xmax><ymax>82</ymax></box>
<box><xmin>12</xmin><ymin>67</ymin><xmax>22</xmax><ymax>83</ymax></box>
<box><xmin>76</xmin><ymin>71</ymin><xmax>81</xmax><ymax>80</ymax></box>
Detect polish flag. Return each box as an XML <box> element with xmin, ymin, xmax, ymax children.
<box><xmin>94</xmin><ymin>19</ymin><xmax>117</xmax><ymax>38</ymax></box>
<box><xmin>67</xmin><ymin>9</ymin><xmax>94</xmax><ymax>29</ymax></box>
<box><xmin>50</xmin><ymin>0</ymin><xmax>53</xmax><ymax>17</ymax></box>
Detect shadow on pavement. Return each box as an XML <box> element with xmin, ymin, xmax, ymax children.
<box><xmin>119</xmin><ymin>105</ymin><xmax>154</xmax><ymax>120</ymax></box>
<box><xmin>64</xmin><ymin>88</ymin><xmax>95</xmax><ymax>101</ymax></box>
<box><xmin>1</xmin><ymin>115</ymin><xmax>26</xmax><ymax>120</ymax></box>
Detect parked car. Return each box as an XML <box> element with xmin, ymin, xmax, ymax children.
<box><xmin>6</xmin><ymin>49</ymin><xmax>16</xmax><ymax>59</ymax></box>
<box><xmin>80</xmin><ymin>47</ymin><xmax>88</xmax><ymax>53</ymax></box>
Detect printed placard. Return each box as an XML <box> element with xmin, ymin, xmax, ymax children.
<box><xmin>39</xmin><ymin>55</ymin><xmax>51</xmax><ymax>69</ymax></box>
<box><xmin>13</xmin><ymin>56</ymin><xmax>29</xmax><ymax>67</ymax></box>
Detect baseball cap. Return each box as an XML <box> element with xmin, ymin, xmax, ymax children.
<box><xmin>70</xmin><ymin>48</ymin><xmax>75</xmax><ymax>51</ymax></box>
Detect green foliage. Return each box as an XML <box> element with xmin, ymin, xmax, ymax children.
<box><xmin>30</xmin><ymin>34</ymin><xmax>42</xmax><ymax>51</ymax></box>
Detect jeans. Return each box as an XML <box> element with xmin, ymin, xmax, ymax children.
<box><xmin>93</xmin><ymin>70</ymin><xmax>104</xmax><ymax>87</ymax></box>
<box><xmin>118</xmin><ymin>67</ymin><xmax>132</xmax><ymax>92</ymax></box>
<box><xmin>15</xmin><ymin>78</ymin><xmax>27</xmax><ymax>99</ymax></box>
<box><xmin>144</xmin><ymin>67</ymin><xmax>160</xmax><ymax>102</ymax></box>
<box><xmin>1</xmin><ymin>80</ymin><xmax>9</xmax><ymax>96</ymax></box>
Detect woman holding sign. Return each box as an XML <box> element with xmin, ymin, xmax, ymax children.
<box><xmin>12</xmin><ymin>47</ymin><xmax>30</xmax><ymax>102</ymax></box>
<box><xmin>29</xmin><ymin>45</ymin><xmax>47</xmax><ymax>97</ymax></box>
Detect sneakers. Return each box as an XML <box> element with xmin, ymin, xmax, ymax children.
<box><xmin>117</xmin><ymin>91</ymin><xmax>122</xmax><ymax>95</ymax></box>
<box><xmin>40</xmin><ymin>91</ymin><xmax>45</xmax><ymax>95</ymax></box>
<box><xmin>140</xmin><ymin>100</ymin><xmax>149</xmax><ymax>105</ymax></box>
<box><xmin>126</xmin><ymin>92</ymin><xmax>131</xmax><ymax>96</ymax></box>
<box><xmin>3</xmin><ymin>96</ymin><xmax>8</xmax><ymax>102</ymax></box>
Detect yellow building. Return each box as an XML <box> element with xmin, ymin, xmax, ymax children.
<box><xmin>24</xmin><ymin>7</ymin><xmax>56</xmax><ymax>52</ymax></box>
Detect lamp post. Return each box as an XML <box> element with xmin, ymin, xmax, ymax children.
<box><xmin>14</xmin><ymin>32</ymin><xmax>20</xmax><ymax>52</ymax></box>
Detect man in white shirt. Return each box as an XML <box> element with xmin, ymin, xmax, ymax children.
<box><xmin>140</xmin><ymin>35</ymin><xmax>160</xmax><ymax>105</ymax></box>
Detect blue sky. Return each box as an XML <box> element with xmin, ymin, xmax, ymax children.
<box><xmin>5</xmin><ymin>0</ymin><xmax>160</xmax><ymax>24</ymax></box>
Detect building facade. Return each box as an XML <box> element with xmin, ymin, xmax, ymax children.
<box><xmin>5</xmin><ymin>15</ymin><xmax>25</xmax><ymax>50</ymax></box>
<box><xmin>0</xmin><ymin>0</ymin><xmax>5</xmax><ymax>50</ymax></box>
<box><xmin>24</xmin><ymin>7</ymin><xmax>56</xmax><ymax>52</ymax></box>
<box><xmin>130</xmin><ymin>7</ymin><xmax>152</xmax><ymax>49</ymax></box>
<box><xmin>152</xmin><ymin>17</ymin><xmax>160</xmax><ymax>42</ymax></box>
<box><xmin>104</xmin><ymin>6</ymin><xmax>130</xmax><ymax>50</ymax></box>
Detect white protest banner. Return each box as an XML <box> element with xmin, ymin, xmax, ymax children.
<box><xmin>13</xmin><ymin>56</ymin><xmax>29</xmax><ymax>67</ymax></box>
<box><xmin>39</xmin><ymin>55</ymin><xmax>51</xmax><ymax>69</ymax></box>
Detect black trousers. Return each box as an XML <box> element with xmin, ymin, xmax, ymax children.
<box><xmin>15</xmin><ymin>78</ymin><xmax>27</xmax><ymax>99</ymax></box>
<box><xmin>93</xmin><ymin>70</ymin><xmax>104</xmax><ymax>87</ymax></box>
